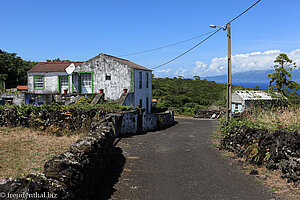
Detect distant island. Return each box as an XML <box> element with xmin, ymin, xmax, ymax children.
<box><xmin>202</xmin><ymin>69</ymin><xmax>300</xmax><ymax>92</ymax></box>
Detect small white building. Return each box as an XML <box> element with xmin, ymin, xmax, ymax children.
<box><xmin>27</xmin><ymin>54</ymin><xmax>152</xmax><ymax>112</ymax></box>
<box><xmin>232</xmin><ymin>90</ymin><xmax>278</xmax><ymax>113</ymax></box>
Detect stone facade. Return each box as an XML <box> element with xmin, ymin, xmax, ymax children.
<box><xmin>28</xmin><ymin>72</ymin><xmax>73</xmax><ymax>94</ymax></box>
<box><xmin>26</xmin><ymin>54</ymin><xmax>152</xmax><ymax>112</ymax></box>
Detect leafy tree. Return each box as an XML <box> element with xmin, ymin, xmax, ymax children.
<box><xmin>0</xmin><ymin>49</ymin><xmax>36</xmax><ymax>89</ymax></box>
<box><xmin>46</xmin><ymin>58</ymin><xmax>71</xmax><ymax>62</ymax></box>
<box><xmin>267</xmin><ymin>53</ymin><xmax>299</xmax><ymax>94</ymax></box>
<box><xmin>193</xmin><ymin>76</ymin><xmax>200</xmax><ymax>80</ymax></box>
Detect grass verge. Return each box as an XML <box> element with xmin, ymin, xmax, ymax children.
<box><xmin>0</xmin><ymin>127</ymin><xmax>81</xmax><ymax>180</ymax></box>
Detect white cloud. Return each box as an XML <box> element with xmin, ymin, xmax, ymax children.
<box><xmin>192</xmin><ymin>49</ymin><xmax>300</xmax><ymax>77</ymax></box>
<box><xmin>174</xmin><ymin>68</ymin><xmax>188</xmax><ymax>77</ymax></box>
<box><xmin>153</xmin><ymin>49</ymin><xmax>300</xmax><ymax>78</ymax></box>
<box><xmin>154</xmin><ymin>68</ymin><xmax>173</xmax><ymax>77</ymax></box>
<box><xmin>193</xmin><ymin>61</ymin><xmax>208</xmax><ymax>74</ymax></box>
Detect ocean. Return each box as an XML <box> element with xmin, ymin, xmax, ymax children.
<box><xmin>233</xmin><ymin>82</ymin><xmax>269</xmax><ymax>90</ymax></box>
<box><xmin>234</xmin><ymin>82</ymin><xmax>300</xmax><ymax>94</ymax></box>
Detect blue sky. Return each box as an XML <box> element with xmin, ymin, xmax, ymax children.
<box><xmin>1</xmin><ymin>0</ymin><xmax>300</xmax><ymax>78</ymax></box>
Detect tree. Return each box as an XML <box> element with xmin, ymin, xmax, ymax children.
<box><xmin>0</xmin><ymin>49</ymin><xmax>36</xmax><ymax>89</ymax></box>
<box><xmin>193</xmin><ymin>76</ymin><xmax>200</xmax><ymax>80</ymax></box>
<box><xmin>267</xmin><ymin>53</ymin><xmax>299</xmax><ymax>94</ymax></box>
<box><xmin>46</xmin><ymin>58</ymin><xmax>70</xmax><ymax>62</ymax></box>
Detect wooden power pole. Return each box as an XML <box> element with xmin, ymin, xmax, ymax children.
<box><xmin>226</xmin><ymin>23</ymin><xmax>232</xmax><ymax>123</ymax></box>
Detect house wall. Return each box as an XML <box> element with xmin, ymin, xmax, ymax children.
<box><xmin>232</xmin><ymin>103</ymin><xmax>243</xmax><ymax>113</ymax></box>
<box><xmin>0</xmin><ymin>93</ymin><xmax>26</xmax><ymax>106</ymax></box>
<box><xmin>28</xmin><ymin>72</ymin><xmax>72</xmax><ymax>94</ymax></box>
<box><xmin>232</xmin><ymin>93</ymin><xmax>243</xmax><ymax>104</ymax></box>
<box><xmin>133</xmin><ymin>69</ymin><xmax>152</xmax><ymax>113</ymax></box>
<box><xmin>74</xmin><ymin>55</ymin><xmax>132</xmax><ymax>100</ymax></box>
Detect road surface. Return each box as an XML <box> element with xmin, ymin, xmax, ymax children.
<box><xmin>104</xmin><ymin>118</ymin><xmax>275</xmax><ymax>200</ymax></box>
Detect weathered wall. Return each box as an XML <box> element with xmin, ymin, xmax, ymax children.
<box><xmin>143</xmin><ymin>112</ymin><xmax>158</xmax><ymax>131</ymax></box>
<box><xmin>28</xmin><ymin>72</ymin><xmax>72</xmax><ymax>94</ymax></box>
<box><xmin>222</xmin><ymin>126</ymin><xmax>300</xmax><ymax>183</ymax></box>
<box><xmin>74</xmin><ymin>54</ymin><xmax>132</xmax><ymax>100</ymax></box>
<box><xmin>133</xmin><ymin>69</ymin><xmax>152</xmax><ymax>113</ymax></box>
<box><xmin>0</xmin><ymin>107</ymin><xmax>107</xmax><ymax>134</ymax></box>
<box><xmin>120</xmin><ymin>111</ymin><xmax>138</xmax><ymax>134</ymax></box>
<box><xmin>0</xmin><ymin>93</ymin><xmax>53</xmax><ymax>106</ymax></box>
<box><xmin>0</xmin><ymin>122</ymin><xmax>115</xmax><ymax>199</ymax></box>
<box><xmin>121</xmin><ymin>92</ymin><xmax>135</xmax><ymax>107</ymax></box>
<box><xmin>0</xmin><ymin>93</ymin><xmax>26</xmax><ymax>106</ymax></box>
<box><xmin>112</xmin><ymin>110</ymin><xmax>174</xmax><ymax>135</ymax></box>
<box><xmin>0</xmin><ymin>109</ymin><xmax>175</xmax><ymax>199</ymax></box>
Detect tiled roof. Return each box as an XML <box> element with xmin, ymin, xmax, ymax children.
<box><xmin>17</xmin><ymin>85</ymin><xmax>28</xmax><ymax>90</ymax></box>
<box><xmin>28</xmin><ymin>62</ymin><xmax>84</xmax><ymax>73</ymax></box>
<box><xmin>100</xmin><ymin>54</ymin><xmax>152</xmax><ymax>71</ymax></box>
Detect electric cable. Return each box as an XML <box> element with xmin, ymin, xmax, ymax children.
<box><xmin>151</xmin><ymin>0</ymin><xmax>262</xmax><ymax>69</ymax></box>
<box><xmin>118</xmin><ymin>30</ymin><xmax>216</xmax><ymax>57</ymax></box>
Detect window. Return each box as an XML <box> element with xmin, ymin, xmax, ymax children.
<box><xmin>146</xmin><ymin>97</ymin><xmax>149</xmax><ymax>113</ymax></box>
<box><xmin>139</xmin><ymin>72</ymin><xmax>142</xmax><ymax>89</ymax></box>
<box><xmin>79</xmin><ymin>72</ymin><xmax>93</xmax><ymax>93</ymax></box>
<box><xmin>34</xmin><ymin>76</ymin><xmax>44</xmax><ymax>90</ymax></box>
<box><xmin>81</xmin><ymin>73</ymin><xmax>92</xmax><ymax>87</ymax></box>
<box><xmin>60</xmin><ymin>76</ymin><xmax>68</xmax><ymax>87</ymax></box>
<box><xmin>146</xmin><ymin>73</ymin><xmax>149</xmax><ymax>88</ymax></box>
<box><xmin>139</xmin><ymin>99</ymin><xmax>142</xmax><ymax>108</ymax></box>
<box><xmin>235</xmin><ymin>104</ymin><xmax>239</xmax><ymax>111</ymax></box>
<box><xmin>105</xmin><ymin>75</ymin><xmax>111</xmax><ymax>80</ymax></box>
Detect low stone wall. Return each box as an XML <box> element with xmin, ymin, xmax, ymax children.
<box><xmin>194</xmin><ymin>110</ymin><xmax>224</xmax><ymax>119</ymax></box>
<box><xmin>110</xmin><ymin>110</ymin><xmax>175</xmax><ymax>135</ymax></box>
<box><xmin>222</xmin><ymin>125</ymin><xmax>300</xmax><ymax>183</ymax></box>
<box><xmin>0</xmin><ymin>122</ymin><xmax>115</xmax><ymax>199</ymax></box>
<box><xmin>0</xmin><ymin>109</ymin><xmax>175</xmax><ymax>199</ymax></box>
<box><xmin>0</xmin><ymin>107</ymin><xmax>107</xmax><ymax>135</ymax></box>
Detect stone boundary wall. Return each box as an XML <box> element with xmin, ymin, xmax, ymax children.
<box><xmin>0</xmin><ymin>107</ymin><xmax>107</xmax><ymax>135</ymax></box>
<box><xmin>222</xmin><ymin>125</ymin><xmax>300</xmax><ymax>183</ymax></box>
<box><xmin>0</xmin><ymin>106</ymin><xmax>174</xmax><ymax>136</ymax></box>
<box><xmin>194</xmin><ymin>110</ymin><xmax>225</xmax><ymax>119</ymax></box>
<box><xmin>0</xmin><ymin>109</ymin><xmax>175</xmax><ymax>199</ymax></box>
<box><xmin>0</xmin><ymin>121</ymin><xmax>115</xmax><ymax>199</ymax></box>
<box><xmin>110</xmin><ymin>110</ymin><xmax>175</xmax><ymax>135</ymax></box>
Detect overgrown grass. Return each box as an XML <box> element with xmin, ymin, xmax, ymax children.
<box><xmin>0</xmin><ymin>127</ymin><xmax>81</xmax><ymax>180</ymax></box>
<box><xmin>246</xmin><ymin>107</ymin><xmax>300</xmax><ymax>132</ymax></box>
<box><xmin>220</xmin><ymin>107</ymin><xmax>300</xmax><ymax>134</ymax></box>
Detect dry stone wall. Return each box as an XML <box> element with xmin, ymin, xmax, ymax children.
<box><xmin>0</xmin><ymin>121</ymin><xmax>115</xmax><ymax>199</ymax></box>
<box><xmin>222</xmin><ymin>125</ymin><xmax>300</xmax><ymax>183</ymax></box>
<box><xmin>0</xmin><ymin>107</ymin><xmax>175</xmax><ymax>199</ymax></box>
<box><xmin>0</xmin><ymin>107</ymin><xmax>107</xmax><ymax>135</ymax></box>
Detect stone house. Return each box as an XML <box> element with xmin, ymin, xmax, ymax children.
<box><xmin>231</xmin><ymin>90</ymin><xmax>278</xmax><ymax>113</ymax></box>
<box><xmin>27</xmin><ymin>54</ymin><xmax>152</xmax><ymax>112</ymax></box>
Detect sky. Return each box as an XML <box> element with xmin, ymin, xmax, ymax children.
<box><xmin>1</xmin><ymin>0</ymin><xmax>300</xmax><ymax>78</ymax></box>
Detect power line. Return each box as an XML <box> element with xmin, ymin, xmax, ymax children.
<box><xmin>152</xmin><ymin>28</ymin><xmax>222</xmax><ymax>69</ymax></box>
<box><xmin>228</xmin><ymin>0</ymin><xmax>261</xmax><ymax>24</ymax></box>
<box><xmin>118</xmin><ymin>30</ymin><xmax>216</xmax><ymax>57</ymax></box>
<box><xmin>152</xmin><ymin>0</ymin><xmax>261</xmax><ymax>70</ymax></box>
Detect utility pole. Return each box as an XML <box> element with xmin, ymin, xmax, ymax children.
<box><xmin>209</xmin><ymin>23</ymin><xmax>232</xmax><ymax>123</ymax></box>
<box><xmin>226</xmin><ymin>23</ymin><xmax>232</xmax><ymax>123</ymax></box>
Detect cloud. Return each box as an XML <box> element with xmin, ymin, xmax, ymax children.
<box><xmin>174</xmin><ymin>68</ymin><xmax>188</xmax><ymax>77</ymax></box>
<box><xmin>193</xmin><ymin>49</ymin><xmax>300</xmax><ymax>77</ymax></box>
<box><xmin>153</xmin><ymin>49</ymin><xmax>300</xmax><ymax>78</ymax></box>
<box><xmin>154</xmin><ymin>68</ymin><xmax>173</xmax><ymax>77</ymax></box>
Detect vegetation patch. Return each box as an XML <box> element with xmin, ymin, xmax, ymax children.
<box><xmin>152</xmin><ymin>77</ymin><xmax>245</xmax><ymax>115</ymax></box>
<box><xmin>0</xmin><ymin>127</ymin><xmax>80</xmax><ymax>179</ymax></box>
<box><xmin>0</xmin><ymin>103</ymin><xmax>130</xmax><ymax>135</ymax></box>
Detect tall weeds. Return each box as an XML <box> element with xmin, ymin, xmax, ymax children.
<box><xmin>245</xmin><ymin>107</ymin><xmax>300</xmax><ymax>132</ymax></box>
